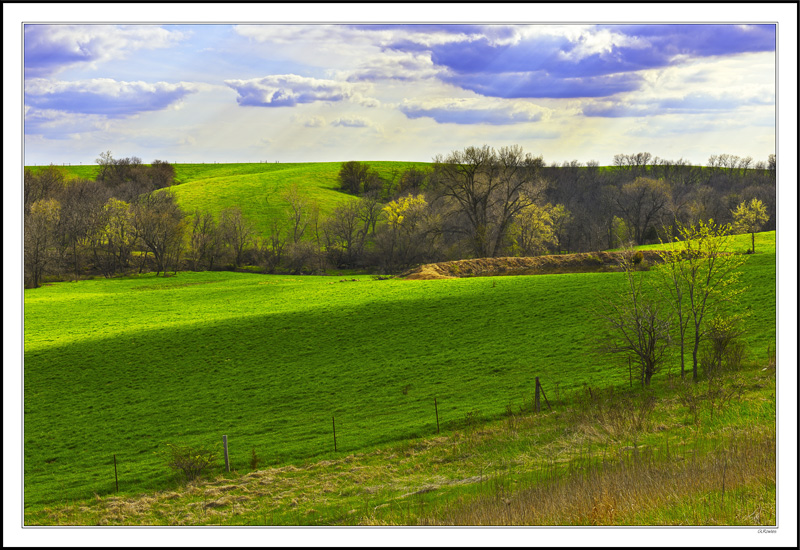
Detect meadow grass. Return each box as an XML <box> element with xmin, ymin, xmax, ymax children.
<box><xmin>169</xmin><ymin>161</ymin><xmax>430</xmax><ymax>234</ymax></box>
<box><xmin>607</xmin><ymin>230</ymin><xmax>775</xmax><ymax>255</ymax></box>
<box><xmin>26</xmin><ymin>161</ymin><xmax>431</xmax><ymax>235</ymax></box>
<box><xmin>23</xmin><ymin>358</ymin><xmax>776</xmax><ymax>526</ymax></box>
<box><xmin>23</xmin><ymin>245</ymin><xmax>775</xmax><ymax>515</ymax></box>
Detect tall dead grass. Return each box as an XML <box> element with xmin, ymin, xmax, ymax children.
<box><xmin>424</xmin><ymin>429</ymin><xmax>775</xmax><ymax>526</ymax></box>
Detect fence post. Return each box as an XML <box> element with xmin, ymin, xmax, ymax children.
<box><xmin>223</xmin><ymin>435</ymin><xmax>230</xmax><ymax>472</ymax></box>
<box><xmin>332</xmin><ymin>415</ymin><xmax>337</xmax><ymax>452</ymax></box>
<box><xmin>434</xmin><ymin>398</ymin><xmax>440</xmax><ymax>434</ymax></box>
<box><xmin>535</xmin><ymin>377</ymin><xmax>541</xmax><ymax>413</ymax></box>
<box><xmin>113</xmin><ymin>454</ymin><xmax>119</xmax><ymax>493</ymax></box>
<box><xmin>540</xmin><ymin>381</ymin><xmax>552</xmax><ymax>410</ymax></box>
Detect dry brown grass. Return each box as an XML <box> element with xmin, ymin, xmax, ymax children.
<box><xmin>424</xmin><ymin>429</ymin><xmax>776</xmax><ymax>526</ymax></box>
<box><xmin>402</xmin><ymin>251</ymin><xmax>665</xmax><ymax>280</ymax></box>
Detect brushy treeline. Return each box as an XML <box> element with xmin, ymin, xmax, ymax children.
<box><xmin>23</xmin><ymin>147</ymin><xmax>775</xmax><ymax>287</ymax></box>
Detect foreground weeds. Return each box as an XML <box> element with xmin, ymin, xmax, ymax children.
<box><xmin>425</xmin><ymin>430</ymin><xmax>775</xmax><ymax>526</ymax></box>
<box><xmin>25</xmin><ymin>363</ymin><xmax>775</xmax><ymax>526</ymax></box>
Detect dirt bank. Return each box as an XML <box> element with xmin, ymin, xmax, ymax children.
<box><xmin>401</xmin><ymin>250</ymin><xmax>665</xmax><ymax>280</ymax></box>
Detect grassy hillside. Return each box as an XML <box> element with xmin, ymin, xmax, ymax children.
<box><xmin>23</xmin><ymin>241</ymin><xmax>775</xmax><ymax>513</ymax></box>
<box><xmin>170</xmin><ymin>161</ymin><xmax>430</xmax><ymax>234</ymax></box>
<box><xmin>27</xmin><ymin>161</ymin><xmax>430</xmax><ymax>235</ymax></box>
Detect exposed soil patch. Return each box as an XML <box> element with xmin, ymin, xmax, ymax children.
<box><xmin>401</xmin><ymin>250</ymin><xmax>665</xmax><ymax>280</ymax></box>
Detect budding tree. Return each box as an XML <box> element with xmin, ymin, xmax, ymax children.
<box><xmin>731</xmin><ymin>198</ymin><xmax>769</xmax><ymax>253</ymax></box>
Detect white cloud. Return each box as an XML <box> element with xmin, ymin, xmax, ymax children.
<box><xmin>225</xmin><ymin>74</ymin><xmax>353</xmax><ymax>107</ymax></box>
<box><xmin>224</xmin><ymin>74</ymin><xmax>381</xmax><ymax>109</ymax></box>
<box><xmin>344</xmin><ymin>51</ymin><xmax>439</xmax><ymax>83</ymax></box>
<box><xmin>399</xmin><ymin>97</ymin><xmax>551</xmax><ymax>125</ymax></box>
<box><xmin>24</xmin><ymin>78</ymin><xmax>198</xmax><ymax>118</ymax></box>
<box><xmin>24</xmin><ymin>25</ymin><xmax>186</xmax><ymax>77</ymax></box>
<box><xmin>331</xmin><ymin>116</ymin><xmax>375</xmax><ymax>128</ymax></box>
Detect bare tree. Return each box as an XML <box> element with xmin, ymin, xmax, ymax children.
<box><xmin>57</xmin><ymin>178</ymin><xmax>109</xmax><ymax>280</ymax></box>
<box><xmin>324</xmin><ymin>199</ymin><xmax>369</xmax><ymax>267</ymax></box>
<box><xmin>283</xmin><ymin>183</ymin><xmax>310</xmax><ymax>244</ymax></box>
<box><xmin>219</xmin><ymin>207</ymin><xmax>256</xmax><ymax>269</ymax></box>
<box><xmin>613</xmin><ymin>177</ymin><xmax>672</xmax><ymax>245</ymax></box>
<box><xmin>188</xmin><ymin>209</ymin><xmax>222</xmax><ymax>271</ymax></box>
<box><xmin>597</xmin><ymin>248</ymin><xmax>672</xmax><ymax>387</ymax></box>
<box><xmin>24</xmin><ymin>165</ymin><xmax>67</xmax><ymax>211</ymax></box>
<box><xmin>25</xmin><ymin>199</ymin><xmax>61</xmax><ymax>288</ymax></box>
<box><xmin>130</xmin><ymin>191</ymin><xmax>186</xmax><ymax>276</ymax></box>
<box><xmin>433</xmin><ymin>145</ymin><xmax>546</xmax><ymax>258</ymax></box>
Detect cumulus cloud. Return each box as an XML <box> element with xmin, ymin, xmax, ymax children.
<box><xmin>24</xmin><ymin>107</ymin><xmax>113</xmax><ymax>138</ymax></box>
<box><xmin>582</xmin><ymin>91</ymin><xmax>775</xmax><ymax>118</ymax></box>
<box><xmin>303</xmin><ymin>116</ymin><xmax>326</xmax><ymax>127</ymax></box>
<box><xmin>225</xmin><ymin>74</ymin><xmax>356</xmax><ymax>107</ymax></box>
<box><xmin>441</xmin><ymin>71</ymin><xmax>643</xmax><ymax>99</ymax></box>
<box><xmin>24</xmin><ymin>24</ymin><xmax>185</xmax><ymax>77</ymax></box>
<box><xmin>399</xmin><ymin>97</ymin><xmax>550</xmax><ymax>125</ymax></box>
<box><xmin>331</xmin><ymin>117</ymin><xmax>374</xmax><ymax>128</ymax></box>
<box><xmin>24</xmin><ymin>78</ymin><xmax>197</xmax><ymax>118</ymax></box>
<box><xmin>345</xmin><ymin>51</ymin><xmax>439</xmax><ymax>83</ymax></box>
<box><xmin>420</xmin><ymin>24</ymin><xmax>775</xmax><ymax>100</ymax></box>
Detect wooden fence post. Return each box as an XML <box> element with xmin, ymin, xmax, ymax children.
<box><xmin>223</xmin><ymin>435</ymin><xmax>230</xmax><ymax>472</ymax></box>
<box><xmin>434</xmin><ymin>398</ymin><xmax>440</xmax><ymax>434</ymax></box>
<box><xmin>332</xmin><ymin>415</ymin><xmax>337</xmax><ymax>452</ymax></box>
<box><xmin>535</xmin><ymin>377</ymin><xmax>541</xmax><ymax>413</ymax></box>
<box><xmin>113</xmin><ymin>454</ymin><xmax>119</xmax><ymax>493</ymax></box>
<box><xmin>540</xmin><ymin>381</ymin><xmax>552</xmax><ymax>410</ymax></box>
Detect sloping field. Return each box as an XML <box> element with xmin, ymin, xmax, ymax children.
<box><xmin>26</xmin><ymin>161</ymin><xmax>431</xmax><ymax>235</ymax></box>
<box><xmin>165</xmin><ymin>161</ymin><xmax>429</xmax><ymax>235</ymax></box>
<box><xmin>23</xmin><ymin>242</ymin><xmax>775</xmax><ymax>512</ymax></box>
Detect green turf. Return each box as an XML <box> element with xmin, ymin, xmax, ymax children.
<box><xmin>23</xmin><ymin>244</ymin><xmax>775</xmax><ymax>510</ymax></box>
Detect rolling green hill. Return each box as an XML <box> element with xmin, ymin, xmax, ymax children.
<box><xmin>23</xmin><ymin>238</ymin><xmax>775</xmax><ymax>512</ymax></box>
<box><xmin>27</xmin><ymin>161</ymin><xmax>431</xmax><ymax>235</ymax></box>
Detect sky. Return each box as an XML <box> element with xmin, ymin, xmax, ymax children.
<box><xmin>19</xmin><ymin>18</ymin><xmax>780</xmax><ymax>167</ymax></box>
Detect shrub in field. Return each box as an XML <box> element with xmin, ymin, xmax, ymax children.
<box><xmin>161</xmin><ymin>443</ymin><xmax>217</xmax><ymax>481</ymax></box>
<box><xmin>701</xmin><ymin>315</ymin><xmax>746</xmax><ymax>379</ymax></box>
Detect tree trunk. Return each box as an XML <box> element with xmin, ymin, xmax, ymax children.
<box><xmin>692</xmin><ymin>326</ymin><xmax>701</xmax><ymax>382</ymax></box>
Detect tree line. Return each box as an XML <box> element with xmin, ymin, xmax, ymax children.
<box><xmin>23</xmin><ymin>147</ymin><xmax>775</xmax><ymax>288</ymax></box>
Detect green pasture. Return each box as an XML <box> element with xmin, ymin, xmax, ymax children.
<box><xmin>613</xmin><ymin>231</ymin><xmax>775</xmax><ymax>255</ymax></box>
<box><xmin>27</xmin><ymin>161</ymin><xmax>431</xmax><ymax>235</ymax></box>
<box><xmin>169</xmin><ymin>161</ymin><xmax>431</xmax><ymax>234</ymax></box>
<box><xmin>23</xmin><ymin>246</ymin><xmax>775</xmax><ymax>510</ymax></box>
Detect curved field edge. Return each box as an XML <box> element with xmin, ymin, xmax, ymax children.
<box><xmin>23</xmin><ymin>250</ymin><xmax>775</xmax><ymax>512</ymax></box>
